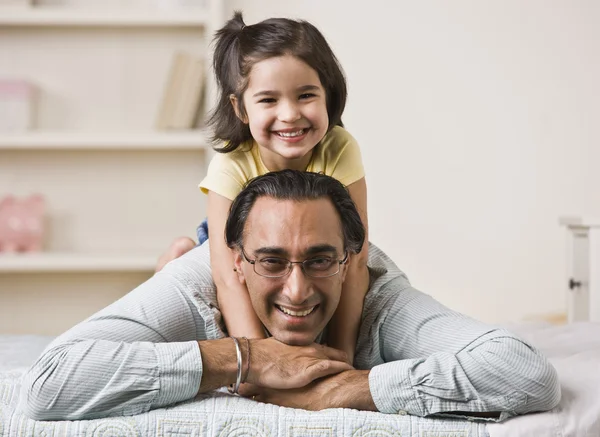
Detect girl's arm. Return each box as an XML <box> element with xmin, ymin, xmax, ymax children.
<box><xmin>327</xmin><ymin>177</ymin><xmax>370</xmax><ymax>363</ymax></box>
<box><xmin>207</xmin><ymin>190</ymin><xmax>265</xmax><ymax>339</ymax></box>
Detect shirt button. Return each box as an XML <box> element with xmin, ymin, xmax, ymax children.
<box><xmin>397</xmin><ymin>410</ymin><xmax>408</xmax><ymax>415</ymax></box>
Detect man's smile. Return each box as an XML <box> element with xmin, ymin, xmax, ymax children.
<box><xmin>275</xmin><ymin>303</ymin><xmax>319</xmax><ymax>318</ymax></box>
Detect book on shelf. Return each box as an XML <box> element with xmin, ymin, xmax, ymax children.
<box><xmin>155</xmin><ymin>51</ymin><xmax>205</xmax><ymax>130</ymax></box>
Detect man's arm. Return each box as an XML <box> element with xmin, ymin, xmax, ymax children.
<box><xmin>19</xmin><ymin>247</ymin><xmax>215</xmax><ymax>421</ymax></box>
<box><xmin>367</xmin><ymin>283</ymin><xmax>561</xmax><ymax>420</ymax></box>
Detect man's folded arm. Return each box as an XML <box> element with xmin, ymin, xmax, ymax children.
<box><xmin>19</xmin><ymin>251</ymin><xmax>216</xmax><ymax>421</ymax></box>
<box><xmin>368</xmin><ymin>286</ymin><xmax>561</xmax><ymax>420</ymax></box>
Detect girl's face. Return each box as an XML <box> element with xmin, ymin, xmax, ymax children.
<box><xmin>236</xmin><ymin>55</ymin><xmax>329</xmax><ymax>171</ymax></box>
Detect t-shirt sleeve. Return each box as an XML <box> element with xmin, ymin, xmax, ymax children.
<box><xmin>198</xmin><ymin>152</ymin><xmax>247</xmax><ymax>201</ymax></box>
<box><xmin>321</xmin><ymin>127</ymin><xmax>365</xmax><ymax>187</ymax></box>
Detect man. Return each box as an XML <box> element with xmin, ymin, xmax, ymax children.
<box><xmin>19</xmin><ymin>170</ymin><xmax>560</xmax><ymax>421</ymax></box>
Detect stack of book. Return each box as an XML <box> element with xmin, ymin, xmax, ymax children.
<box><xmin>155</xmin><ymin>51</ymin><xmax>205</xmax><ymax>130</ymax></box>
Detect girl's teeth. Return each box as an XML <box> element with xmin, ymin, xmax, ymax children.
<box><xmin>277</xmin><ymin>129</ymin><xmax>305</xmax><ymax>138</ymax></box>
<box><xmin>278</xmin><ymin>305</ymin><xmax>316</xmax><ymax>317</ymax></box>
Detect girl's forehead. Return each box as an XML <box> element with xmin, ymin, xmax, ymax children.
<box><xmin>246</xmin><ymin>55</ymin><xmax>323</xmax><ymax>89</ymax></box>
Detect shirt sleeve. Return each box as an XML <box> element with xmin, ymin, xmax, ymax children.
<box><xmin>199</xmin><ymin>151</ymin><xmax>249</xmax><ymax>201</ymax></box>
<box><xmin>318</xmin><ymin>126</ymin><xmax>365</xmax><ymax>187</ymax></box>
<box><xmin>368</xmin><ymin>285</ymin><xmax>561</xmax><ymax>421</ymax></box>
<box><xmin>18</xmin><ymin>244</ymin><xmax>223</xmax><ymax>421</ymax></box>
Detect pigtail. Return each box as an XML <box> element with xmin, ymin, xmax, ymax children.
<box><xmin>207</xmin><ymin>11</ymin><xmax>252</xmax><ymax>152</ymax></box>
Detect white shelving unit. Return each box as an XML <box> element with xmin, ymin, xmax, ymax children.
<box><xmin>0</xmin><ymin>130</ymin><xmax>210</xmax><ymax>150</ymax></box>
<box><xmin>0</xmin><ymin>0</ymin><xmax>225</xmax><ymax>335</ymax></box>
<box><xmin>0</xmin><ymin>253</ymin><xmax>157</xmax><ymax>273</ymax></box>
<box><xmin>0</xmin><ymin>8</ymin><xmax>210</xmax><ymax>27</ymax></box>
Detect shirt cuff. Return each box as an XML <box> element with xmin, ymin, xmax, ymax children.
<box><xmin>369</xmin><ymin>360</ymin><xmax>425</xmax><ymax>415</ymax></box>
<box><xmin>154</xmin><ymin>341</ymin><xmax>202</xmax><ymax>408</ymax></box>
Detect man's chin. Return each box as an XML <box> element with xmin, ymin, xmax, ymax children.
<box><xmin>270</xmin><ymin>330</ymin><xmax>317</xmax><ymax>346</ymax></box>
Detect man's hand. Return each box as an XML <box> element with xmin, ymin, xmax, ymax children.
<box><xmin>247</xmin><ymin>338</ymin><xmax>353</xmax><ymax>389</ymax></box>
<box><xmin>197</xmin><ymin>338</ymin><xmax>352</xmax><ymax>395</ymax></box>
<box><xmin>243</xmin><ymin>370</ymin><xmax>377</xmax><ymax>411</ymax></box>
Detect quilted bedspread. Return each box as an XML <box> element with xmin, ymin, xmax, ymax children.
<box><xmin>0</xmin><ymin>334</ymin><xmax>489</xmax><ymax>437</ymax></box>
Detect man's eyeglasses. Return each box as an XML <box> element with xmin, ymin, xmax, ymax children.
<box><xmin>240</xmin><ymin>247</ymin><xmax>348</xmax><ymax>278</ymax></box>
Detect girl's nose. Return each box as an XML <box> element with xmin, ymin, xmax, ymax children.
<box><xmin>278</xmin><ymin>100</ymin><xmax>301</xmax><ymax>123</ymax></box>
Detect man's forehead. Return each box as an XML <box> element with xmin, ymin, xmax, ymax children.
<box><xmin>242</xmin><ymin>197</ymin><xmax>344</xmax><ymax>252</ymax></box>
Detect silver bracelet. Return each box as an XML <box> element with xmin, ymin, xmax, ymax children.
<box><xmin>232</xmin><ymin>337</ymin><xmax>243</xmax><ymax>394</ymax></box>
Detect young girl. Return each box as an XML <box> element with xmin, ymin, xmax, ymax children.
<box><xmin>157</xmin><ymin>11</ymin><xmax>370</xmax><ymax>363</ymax></box>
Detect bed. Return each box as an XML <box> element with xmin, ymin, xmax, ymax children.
<box><xmin>0</xmin><ymin>322</ymin><xmax>598</xmax><ymax>437</ymax></box>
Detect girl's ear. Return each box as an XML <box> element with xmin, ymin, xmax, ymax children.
<box><xmin>229</xmin><ymin>94</ymin><xmax>248</xmax><ymax>124</ymax></box>
<box><xmin>232</xmin><ymin>249</ymin><xmax>247</xmax><ymax>285</ymax></box>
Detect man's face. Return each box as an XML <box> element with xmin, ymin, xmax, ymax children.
<box><xmin>233</xmin><ymin>196</ymin><xmax>349</xmax><ymax>346</ymax></box>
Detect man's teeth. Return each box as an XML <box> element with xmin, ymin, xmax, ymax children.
<box><xmin>278</xmin><ymin>305</ymin><xmax>316</xmax><ymax>317</ymax></box>
<box><xmin>277</xmin><ymin>129</ymin><xmax>305</xmax><ymax>138</ymax></box>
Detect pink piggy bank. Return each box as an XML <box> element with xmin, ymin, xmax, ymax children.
<box><xmin>0</xmin><ymin>194</ymin><xmax>45</xmax><ymax>253</ymax></box>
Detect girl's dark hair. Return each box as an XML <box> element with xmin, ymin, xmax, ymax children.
<box><xmin>225</xmin><ymin>170</ymin><xmax>364</xmax><ymax>254</ymax></box>
<box><xmin>208</xmin><ymin>11</ymin><xmax>347</xmax><ymax>153</ymax></box>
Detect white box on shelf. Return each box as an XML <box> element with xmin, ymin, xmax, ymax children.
<box><xmin>0</xmin><ymin>79</ymin><xmax>36</xmax><ymax>132</ymax></box>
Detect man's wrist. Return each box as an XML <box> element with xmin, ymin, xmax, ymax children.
<box><xmin>196</xmin><ymin>338</ymin><xmax>239</xmax><ymax>394</ymax></box>
<box><xmin>332</xmin><ymin>370</ymin><xmax>377</xmax><ymax>411</ymax></box>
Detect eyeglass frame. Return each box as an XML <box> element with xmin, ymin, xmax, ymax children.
<box><xmin>239</xmin><ymin>246</ymin><xmax>349</xmax><ymax>279</ymax></box>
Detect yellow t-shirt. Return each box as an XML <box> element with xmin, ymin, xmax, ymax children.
<box><xmin>199</xmin><ymin>126</ymin><xmax>365</xmax><ymax>201</ymax></box>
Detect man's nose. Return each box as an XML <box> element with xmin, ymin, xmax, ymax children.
<box><xmin>281</xmin><ymin>264</ymin><xmax>311</xmax><ymax>304</ymax></box>
<box><xmin>277</xmin><ymin>100</ymin><xmax>301</xmax><ymax>123</ymax></box>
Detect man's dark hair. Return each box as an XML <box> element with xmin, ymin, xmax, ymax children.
<box><xmin>208</xmin><ymin>11</ymin><xmax>347</xmax><ymax>152</ymax></box>
<box><xmin>225</xmin><ymin>170</ymin><xmax>364</xmax><ymax>254</ymax></box>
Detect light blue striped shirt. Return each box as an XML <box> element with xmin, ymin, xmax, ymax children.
<box><xmin>18</xmin><ymin>242</ymin><xmax>560</xmax><ymax>421</ymax></box>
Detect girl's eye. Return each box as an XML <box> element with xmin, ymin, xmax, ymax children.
<box><xmin>299</xmin><ymin>93</ymin><xmax>316</xmax><ymax>100</ymax></box>
<box><xmin>258</xmin><ymin>98</ymin><xmax>276</xmax><ymax>104</ymax></box>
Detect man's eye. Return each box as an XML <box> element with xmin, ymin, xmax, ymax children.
<box><xmin>260</xmin><ymin>258</ymin><xmax>287</xmax><ymax>266</ymax></box>
<box><xmin>305</xmin><ymin>257</ymin><xmax>333</xmax><ymax>270</ymax></box>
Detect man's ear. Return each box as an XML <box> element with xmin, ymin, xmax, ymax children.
<box><xmin>232</xmin><ymin>249</ymin><xmax>247</xmax><ymax>285</ymax></box>
<box><xmin>339</xmin><ymin>253</ymin><xmax>351</xmax><ymax>283</ymax></box>
<box><xmin>229</xmin><ymin>94</ymin><xmax>248</xmax><ymax>124</ymax></box>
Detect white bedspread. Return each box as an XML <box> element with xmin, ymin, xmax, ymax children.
<box><xmin>0</xmin><ymin>335</ymin><xmax>488</xmax><ymax>437</ymax></box>
<box><xmin>488</xmin><ymin>321</ymin><xmax>600</xmax><ymax>437</ymax></box>
<box><xmin>2</xmin><ymin>322</ymin><xmax>598</xmax><ymax>437</ymax></box>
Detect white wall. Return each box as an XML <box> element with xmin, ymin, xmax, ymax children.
<box><xmin>228</xmin><ymin>0</ymin><xmax>600</xmax><ymax>322</ymax></box>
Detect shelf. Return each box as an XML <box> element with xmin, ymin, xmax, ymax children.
<box><xmin>0</xmin><ymin>7</ymin><xmax>209</xmax><ymax>28</ymax></box>
<box><xmin>0</xmin><ymin>131</ymin><xmax>211</xmax><ymax>150</ymax></box>
<box><xmin>0</xmin><ymin>253</ymin><xmax>157</xmax><ymax>273</ymax></box>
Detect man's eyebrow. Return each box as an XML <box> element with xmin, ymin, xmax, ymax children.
<box><xmin>253</xmin><ymin>245</ymin><xmax>339</xmax><ymax>258</ymax></box>
<box><xmin>253</xmin><ymin>247</ymin><xmax>288</xmax><ymax>257</ymax></box>
<box><xmin>304</xmin><ymin>244</ymin><xmax>339</xmax><ymax>256</ymax></box>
